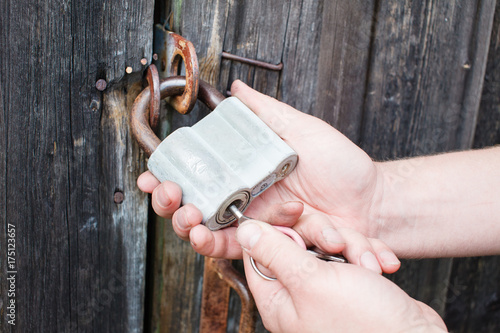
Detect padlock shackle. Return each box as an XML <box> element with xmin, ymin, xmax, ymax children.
<box><xmin>131</xmin><ymin>76</ymin><xmax>225</xmax><ymax>156</ymax></box>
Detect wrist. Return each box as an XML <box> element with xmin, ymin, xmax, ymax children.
<box><xmin>369</xmin><ymin>161</ymin><xmax>420</xmax><ymax>257</ymax></box>
<box><xmin>369</xmin><ymin>162</ymin><xmax>404</xmax><ymax>236</ymax></box>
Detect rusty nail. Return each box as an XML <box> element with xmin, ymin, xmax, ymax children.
<box><xmin>114</xmin><ymin>191</ymin><xmax>124</xmax><ymax>204</ymax></box>
<box><xmin>153</xmin><ymin>53</ymin><xmax>158</xmax><ymax>61</ymax></box>
<box><xmin>221</xmin><ymin>51</ymin><xmax>283</xmax><ymax>71</ymax></box>
<box><xmin>95</xmin><ymin>79</ymin><xmax>107</xmax><ymax>91</ymax></box>
<box><xmin>126</xmin><ymin>66</ymin><xmax>133</xmax><ymax>74</ymax></box>
<box><xmin>141</xmin><ymin>58</ymin><xmax>148</xmax><ymax>66</ymax></box>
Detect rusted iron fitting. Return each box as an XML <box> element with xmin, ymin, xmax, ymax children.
<box><xmin>146</xmin><ymin>64</ymin><xmax>161</xmax><ymax>131</ymax></box>
<box><xmin>221</xmin><ymin>51</ymin><xmax>283</xmax><ymax>71</ymax></box>
<box><xmin>130</xmin><ymin>76</ymin><xmax>224</xmax><ymax>157</ymax></box>
<box><xmin>201</xmin><ymin>258</ymin><xmax>256</xmax><ymax>333</ymax></box>
<box><xmin>154</xmin><ymin>25</ymin><xmax>200</xmax><ymax>114</ymax></box>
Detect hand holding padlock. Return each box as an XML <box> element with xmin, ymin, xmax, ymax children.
<box><xmin>136</xmin><ymin>79</ymin><xmax>401</xmax><ymax>275</ymax></box>
<box><xmin>132</xmin><ymin>75</ymin><xmax>298</xmax><ymax>231</ymax></box>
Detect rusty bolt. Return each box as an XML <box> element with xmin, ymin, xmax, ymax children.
<box><xmin>114</xmin><ymin>191</ymin><xmax>124</xmax><ymax>204</ymax></box>
<box><xmin>95</xmin><ymin>79</ymin><xmax>107</xmax><ymax>91</ymax></box>
<box><xmin>141</xmin><ymin>58</ymin><xmax>148</xmax><ymax>66</ymax></box>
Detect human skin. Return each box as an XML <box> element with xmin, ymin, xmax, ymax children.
<box><xmin>137</xmin><ymin>80</ymin><xmax>499</xmax><ymax>331</ymax></box>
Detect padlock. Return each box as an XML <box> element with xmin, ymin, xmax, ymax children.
<box><xmin>131</xmin><ymin>77</ymin><xmax>298</xmax><ymax>231</ymax></box>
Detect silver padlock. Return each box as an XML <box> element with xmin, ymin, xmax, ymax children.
<box><xmin>131</xmin><ymin>77</ymin><xmax>298</xmax><ymax>231</ymax></box>
<box><xmin>148</xmin><ymin>96</ymin><xmax>297</xmax><ymax>230</ymax></box>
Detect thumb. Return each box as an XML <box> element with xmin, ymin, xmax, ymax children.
<box><xmin>236</xmin><ymin>220</ymin><xmax>321</xmax><ymax>287</ymax></box>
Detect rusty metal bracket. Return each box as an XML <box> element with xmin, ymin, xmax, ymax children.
<box><xmin>131</xmin><ymin>75</ymin><xmax>224</xmax><ymax>156</ymax></box>
<box><xmin>154</xmin><ymin>24</ymin><xmax>199</xmax><ymax>114</ymax></box>
<box><xmin>201</xmin><ymin>258</ymin><xmax>256</xmax><ymax>333</ymax></box>
<box><xmin>146</xmin><ymin>64</ymin><xmax>161</xmax><ymax>131</ymax></box>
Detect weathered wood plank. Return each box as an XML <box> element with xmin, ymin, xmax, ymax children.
<box><xmin>444</xmin><ymin>2</ymin><xmax>500</xmax><ymax>331</ymax></box>
<box><xmin>280</xmin><ymin>0</ymin><xmax>376</xmax><ymax>143</ymax></box>
<box><xmin>146</xmin><ymin>1</ymin><xmax>231</xmax><ymax>332</ymax></box>
<box><xmin>474</xmin><ymin>1</ymin><xmax>500</xmax><ymax>149</ymax></box>
<box><xmin>217</xmin><ymin>0</ymin><xmax>292</xmax><ymax>98</ymax></box>
<box><xmin>359</xmin><ymin>0</ymin><xmax>496</xmax><ymax>319</ymax></box>
<box><xmin>0</xmin><ymin>0</ymin><xmax>153</xmax><ymax>331</ymax></box>
<box><xmin>361</xmin><ymin>0</ymin><xmax>494</xmax><ymax>157</ymax></box>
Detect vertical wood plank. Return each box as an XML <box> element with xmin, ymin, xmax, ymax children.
<box><xmin>360</xmin><ymin>0</ymin><xmax>496</xmax><ymax>318</ymax></box>
<box><xmin>444</xmin><ymin>2</ymin><xmax>500</xmax><ymax>331</ymax></box>
<box><xmin>361</xmin><ymin>0</ymin><xmax>494</xmax><ymax>158</ymax></box>
<box><xmin>474</xmin><ymin>1</ymin><xmax>500</xmax><ymax>149</ymax></box>
<box><xmin>280</xmin><ymin>0</ymin><xmax>376</xmax><ymax>143</ymax></box>
<box><xmin>219</xmin><ymin>0</ymin><xmax>292</xmax><ymax>97</ymax></box>
<box><xmin>0</xmin><ymin>0</ymin><xmax>153</xmax><ymax>331</ymax></box>
<box><xmin>147</xmin><ymin>1</ymin><xmax>231</xmax><ymax>332</ymax></box>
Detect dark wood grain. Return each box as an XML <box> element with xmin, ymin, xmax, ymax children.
<box><xmin>474</xmin><ymin>1</ymin><xmax>500</xmax><ymax>149</ymax></box>
<box><xmin>280</xmin><ymin>0</ymin><xmax>376</xmax><ymax>143</ymax></box>
<box><xmin>444</xmin><ymin>2</ymin><xmax>500</xmax><ymax>331</ymax></box>
<box><xmin>359</xmin><ymin>0</ymin><xmax>496</xmax><ymax>319</ymax></box>
<box><xmin>0</xmin><ymin>0</ymin><xmax>153</xmax><ymax>331</ymax></box>
<box><xmin>361</xmin><ymin>0</ymin><xmax>495</xmax><ymax>158</ymax></box>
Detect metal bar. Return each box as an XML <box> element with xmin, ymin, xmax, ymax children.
<box><xmin>212</xmin><ymin>259</ymin><xmax>256</xmax><ymax>333</ymax></box>
<box><xmin>200</xmin><ymin>258</ymin><xmax>231</xmax><ymax>333</ymax></box>
<box><xmin>221</xmin><ymin>51</ymin><xmax>283</xmax><ymax>71</ymax></box>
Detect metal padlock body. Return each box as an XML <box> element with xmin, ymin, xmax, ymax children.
<box><xmin>148</xmin><ymin>97</ymin><xmax>298</xmax><ymax>231</ymax></box>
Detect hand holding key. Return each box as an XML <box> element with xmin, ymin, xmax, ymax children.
<box><xmin>235</xmin><ymin>220</ymin><xmax>447</xmax><ymax>333</ymax></box>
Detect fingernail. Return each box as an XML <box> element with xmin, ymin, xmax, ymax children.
<box><xmin>236</xmin><ymin>222</ymin><xmax>262</xmax><ymax>251</ymax></box>
<box><xmin>360</xmin><ymin>251</ymin><xmax>382</xmax><ymax>274</ymax></box>
<box><xmin>156</xmin><ymin>186</ymin><xmax>171</xmax><ymax>208</ymax></box>
<box><xmin>379</xmin><ymin>251</ymin><xmax>401</xmax><ymax>266</ymax></box>
<box><xmin>322</xmin><ymin>227</ymin><xmax>344</xmax><ymax>244</ymax></box>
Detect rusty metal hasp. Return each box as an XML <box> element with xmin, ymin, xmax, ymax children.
<box><xmin>154</xmin><ymin>24</ymin><xmax>199</xmax><ymax>114</ymax></box>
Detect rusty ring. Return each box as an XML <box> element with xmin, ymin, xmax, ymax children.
<box><xmin>146</xmin><ymin>64</ymin><xmax>161</xmax><ymax>131</ymax></box>
<box><xmin>131</xmin><ymin>76</ymin><xmax>224</xmax><ymax>157</ymax></box>
<box><xmin>167</xmin><ymin>33</ymin><xmax>199</xmax><ymax>115</ymax></box>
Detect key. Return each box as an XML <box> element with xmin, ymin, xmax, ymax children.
<box><xmin>228</xmin><ymin>205</ymin><xmax>348</xmax><ymax>280</ymax></box>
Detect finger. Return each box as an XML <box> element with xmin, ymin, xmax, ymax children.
<box><xmin>151</xmin><ymin>180</ymin><xmax>183</xmax><ymax>219</ymax></box>
<box><xmin>241</xmin><ymin>251</ymin><xmax>294</xmax><ymax>333</ymax></box>
<box><xmin>369</xmin><ymin>238</ymin><xmax>401</xmax><ymax>274</ymax></box>
<box><xmin>245</xmin><ymin>200</ymin><xmax>304</xmax><ymax>227</ymax></box>
<box><xmin>236</xmin><ymin>220</ymin><xmax>324</xmax><ymax>289</ymax></box>
<box><xmin>171</xmin><ymin>204</ymin><xmax>203</xmax><ymax>241</ymax></box>
<box><xmin>336</xmin><ymin>228</ymin><xmax>382</xmax><ymax>274</ymax></box>
<box><xmin>189</xmin><ymin>225</ymin><xmax>243</xmax><ymax>259</ymax></box>
<box><xmin>137</xmin><ymin>171</ymin><xmax>160</xmax><ymax>193</ymax></box>
<box><xmin>230</xmin><ymin>80</ymin><xmax>316</xmax><ymax>140</ymax></box>
<box><xmin>292</xmin><ymin>214</ymin><xmax>346</xmax><ymax>254</ymax></box>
